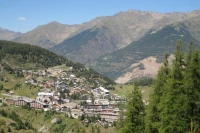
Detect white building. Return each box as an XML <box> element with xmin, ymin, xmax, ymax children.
<box><xmin>99</xmin><ymin>87</ymin><xmax>109</xmax><ymax>95</ymax></box>
<box><xmin>38</xmin><ymin>92</ymin><xmax>55</xmax><ymax>97</ymax></box>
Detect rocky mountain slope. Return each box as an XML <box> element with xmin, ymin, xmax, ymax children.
<box><xmin>87</xmin><ymin>16</ymin><xmax>200</xmax><ymax>81</ymax></box>
<box><xmin>13</xmin><ymin>21</ymin><xmax>79</xmax><ymax>49</ymax></box>
<box><xmin>0</xmin><ymin>27</ymin><xmax>21</xmax><ymax>40</ymax></box>
<box><xmin>13</xmin><ymin>18</ymin><xmax>108</xmax><ymax>49</ymax></box>
<box><xmin>51</xmin><ymin>10</ymin><xmax>200</xmax><ymax>64</ymax></box>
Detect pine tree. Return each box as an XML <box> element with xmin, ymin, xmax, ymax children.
<box><xmin>120</xmin><ymin>83</ymin><xmax>145</xmax><ymax>133</ymax></box>
<box><xmin>158</xmin><ymin>40</ymin><xmax>188</xmax><ymax>133</ymax></box>
<box><xmin>184</xmin><ymin>49</ymin><xmax>200</xmax><ymax>128</ymax></box>
<box><xmin>145</xmin><ymin>52</ymin><xmax>170</xmax><ymax>133</ymax></box>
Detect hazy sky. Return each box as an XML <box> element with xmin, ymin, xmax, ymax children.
<box><xmin>0</xmin><ymin>0</ymin><xmax>200</xmax><ymax>33</ymax></box>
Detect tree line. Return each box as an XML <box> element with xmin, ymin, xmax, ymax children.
<box><xmin>0</xmin><ymin>40</ymin><xmax>66</xmax><ymax>68</ymax></box>
<box><xmin>117</xmin><ymin>41</ymin><xmax>200</xmax><ymax>133</ymax></box>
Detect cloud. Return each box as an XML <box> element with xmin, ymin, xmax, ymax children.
<box><xmin>18</xmin><ymin>17</ymin><xmax>26</xmax><ymax>21</ymax></box>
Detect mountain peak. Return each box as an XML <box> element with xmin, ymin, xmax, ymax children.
<box><xmin>48</xmin><ymin>21</ymin><xmax>62</xmax><ymax>25</ymax></box>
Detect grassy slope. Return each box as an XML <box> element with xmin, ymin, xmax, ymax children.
<box><xmin>111</xmin><ymin>84</ymin><xmax>153</xmax><ymax>100</ymax></box>
<box><xmin>0</xmin><ymin>106</ymin><xmax>115</xmax><ymax>133</ymax></box>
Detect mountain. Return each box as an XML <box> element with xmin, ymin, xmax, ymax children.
<box><xmin>87</xmin><ymin>16</ymin><xmax>200</xmax><ymax>82</ymax></box>
<box><xmin>13</xmin><ymin>21</ymin><xmax>77</xmax><ymax>49</ymax></box>
<box><xmin>0</xmin><ymin>27</ymin><xmax>22</xmax><ymax>40</ymax></box>
<box><xmin>51</xmin><ymin>10</ymin><xmax>200</xmax><ymax>64</ymax></box>
<box><xmin>13</xmin><ymin>19</ymin><xmax>107</xmax><ymax>49</ymax></box>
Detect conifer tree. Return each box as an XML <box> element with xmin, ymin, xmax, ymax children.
<box><xmin>184</xmin><ymin>49</ymin><xmax>200</xmax><ymax>128</ymax></box>
<box><xmin>120</xmin><ymin>83</ymin><xmax>145</xmax><ymax>133</ymax></box>
<box><xmin>145</xmin><ymin>52</ymin><xmax>170</xmax><ymax>133</ymax></box>
<box><xmin>158</xmin><ymin>40</ymin><xmax>188</xmax><ymax>133</ymax></box>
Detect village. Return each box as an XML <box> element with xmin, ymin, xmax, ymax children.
<box><xmin>0</xmin><ymin>67</ymin><xmax>124</xmax><ymax>127</ymax></box>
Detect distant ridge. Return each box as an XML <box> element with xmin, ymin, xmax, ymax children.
<box><xmin>0</xmin><ymin>27</ymin><xmax>22</xmax><ymax>40</ymax></box>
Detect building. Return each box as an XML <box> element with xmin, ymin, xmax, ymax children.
<box><xmin>55</xmin><ymin>81</ymin><xmax>69</xmax><ymax>92</ymax></box>
<box><xmin>30</xmin><ymin>100</ymin><xmax>48</xmax><ymax>109</ymax></box>
<box><xmin>99</xmin><ymin>87</ymin><xmax>109</xmax><ymax>95</ymax></box>
<box><xmin>38</xmin><ymin>91</ymin><xmax>55</xmax><ymax>97</ymax></box>
<box><xmin>14</xmin><ymin>97</ymin><xmax>32</xmax><ymax>106</ymax></box>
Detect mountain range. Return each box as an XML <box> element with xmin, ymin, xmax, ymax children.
<box><xmin>1</xmin><ymin>9</ymin><xmax>200</xmax><ymax>83</ymax></box>
<box><xmin>0</xmin><ymin>27</ymin><xmax>21</xmax><ymax>40</ymax></box>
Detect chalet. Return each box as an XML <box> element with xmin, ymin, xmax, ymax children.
<box><xmin>30</xmin><ymin>100</ymin><xmax>48</xmax><ymax>109</ymax></box>
<box><xmin>55</xmin><ymin>81</ymin><xmax>69</xmax><ymax>92</ymax></box>
<box><xmin>92</xmin><ymin>87</ymin><xmax>110</xmax><ymax>97</ymax></box>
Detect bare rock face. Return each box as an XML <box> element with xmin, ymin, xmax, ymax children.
<box><xmin>115</xmin><ymin>57</ymin><xmax>162</xmax><ymax>84</ymax></box>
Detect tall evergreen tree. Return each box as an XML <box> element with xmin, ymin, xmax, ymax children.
<box><xmin>184</xmin><ymin>49</ymin><xmax>200</xmax><ymax>129</ymax></box>
<box><xmin>185</xmin><ymin>42</ymin><xmax>193</xmax><ymax>66</ymax></box>
<box><xmin>158</xmin><ymin>40</ymin><xmax>188</xmax><ymax>133</ymax></box>
<box><xmin>119</xmin><ymin>83</ymin><xmax>145</xmax><ymax>133</ymax></box>
<box><xmin>145</xmin><ymin>52</ymin><xmax>170</xmax><ymax>133</ymax></box>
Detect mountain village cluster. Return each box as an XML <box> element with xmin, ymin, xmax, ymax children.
<box><xmin>0</xmin><ymin>67</ymin><xmax>124</xmax><ymax>127</ymax></box>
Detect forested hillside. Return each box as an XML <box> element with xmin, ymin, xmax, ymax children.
<box><xmin>118</xmin><ymin>41</ymin><xmax>200</xmax><ymax>133</ymax></box>
<box><xmin>0</xmin><ymin>40</ymin><xmax>66</xmax><ymax>68</ymax></box>
<box><xmin>0</xmin><ymin>40</ymin><xmax>114</xmax><ymax>85</ymax></box>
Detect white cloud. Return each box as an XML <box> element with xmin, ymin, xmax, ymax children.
<box><xmin>18</xmin><ymin>17</ymin><xmax>26</xmax><ymax>21</ymax></box>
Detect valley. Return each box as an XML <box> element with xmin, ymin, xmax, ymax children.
<box><xmin>1</xmin><ymin>7</ymin><xmax>200</xmax><ymax>133</ymax></box>
<box><xmin>0</xmin><ymin>40</ymin><xmax>151</xmax><ymax>133</ymax></box>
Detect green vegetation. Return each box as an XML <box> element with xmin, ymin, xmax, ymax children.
<box><xmin>0</xmin><ymin>106</ymin><xmax>115</xmax><ymax>133</ymax></box>
<box><xmin>0</xmin><ymin>40</ymin><xmax>114</xmax><ymax>92</ymax></box>
<box><xmin>111</xmin><ymin>84</ymin><xmax>152</xmax><ymax>100</ymax></box>
<box><xmin>118</xmin><ymin>84</ymin><xmax>145</xmax><ymax>133</ymax></box>
<box><xmin>145</xmin><ymin>41</ymin><xmax>200</xmax><ymax>133</ymax></box>
<box><xmin>0</xmin><ymin>40</ymin><xmax>66</xmax><ymax>69</ymax></box>
<box><xmin>115</xmin><ymin>41</ymin><xmax>200</xmax><ymax>133</ymax></box>
<box><xmin>91</xmin><ymin>24</ymin><xmax>200</xmax><ymax>80</ymax></box>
